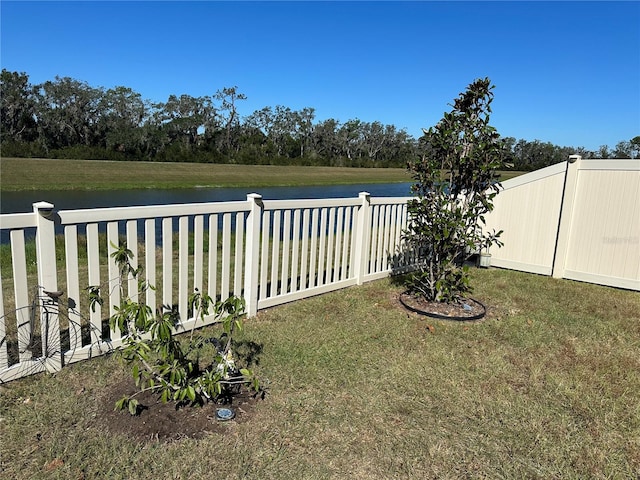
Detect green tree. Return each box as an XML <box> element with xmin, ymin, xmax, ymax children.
<box><xmin>215</xmin><ymin>86</ymin><xmax>246</xmax><ymax>154</ymax></box>
<box><xmin>612</xmin><ymin>140</ymin><xmax>633</xmax><ymax>158</ymax></box>
<box><xmin>157</xmin><ymin>94</ymin><xmax>216</xmax><ymax>153</ymax></box>
<box><xmin>338</xmin><ymin>119</ymin><xmax>364</xmax><ymax>163</ymax></box>
<box><xmin>377</xmin><ymin>125</ymin><xmax>416</xmax><ymax>167</ymax></box>
<box><xmin>596</xmin><ymin>145</ymin><xmax>610</xmax><ymax>159</ymax></box>
<box><xmin>630</xmin><ymin>136</ymin><xmax>640</xmax><ymax>159</ymax></box>
<box><xmin>96</xmin><ymin>86</ymin><xmax>148</xmax><ymax>156</ymax></box>
<box><xmin>291</xmin><ymin>107</ymin><xmax>315</xmax><ymax>158</ymax></box>
<box><xmin>34</xmin><ymin>76</ymin><xmax>103</xmax><ymax>151</ymax></box>
<box><xmin>404</xmin><ymin>78</ymin><xmax>508</xmax><ymax>303</ymax></box>
<box><xmin>244</xmin><ymin>106</ymin><xmax>278</xmax><ymax>158</ymax></box>
<box><xmin>272</xmin><ymin>105</ymin><xmax>296</xmax><ymax>157</ymax></box>
<box><xmin>310</xmin><ymin>118</ymin><xmax>340</xmax><ymax>161</ymax></box>
<box><xmin>0</xmin><ymin>69</ymin><xmax>38</xmax><ymax>144</ymax></box>
<box><xmin>361</xmin><ymin>121</ymin><xmax>385</xmax><ymax>161</ymax></box>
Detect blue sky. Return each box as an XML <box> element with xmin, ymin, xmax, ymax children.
<box><xmin>1</xmin><ymin>1</ymin><xmax>639</xmax><ymax>150</ymax></box>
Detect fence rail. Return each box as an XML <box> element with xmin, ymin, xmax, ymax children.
<box><xmin>0</xmin><ymin>192</ymin><xmax>412</xmax><ymax>382</ymax></box>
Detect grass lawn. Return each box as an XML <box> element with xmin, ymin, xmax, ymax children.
<box><xmin>1</xmin><ymin>268</ymin><xmax>638</xmax><ymax>478</ymax></box>
<box><xmin>0</xmin><ymin>157</ymin><xmax>523</xmax><ymax>191</ymax></box>
<box><xmin>0</xmin><ymin>158</ymin><xmax>411</xmax><ymax>191</ymax></box>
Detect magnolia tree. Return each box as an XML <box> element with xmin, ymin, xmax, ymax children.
<box><xmin>404</xmin><ymin>78</ymin><xmax>509</xmax><ymax>303</ymax></box>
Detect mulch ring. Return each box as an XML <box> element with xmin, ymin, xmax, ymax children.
<box><xmin>94</xmin><ymin>378</ymin><xmax>261</xmax><ymax>443</ymax></box>
<box><xmin>398</xmin><ymin>292</ymin><xmax>486</xmax><ymax>321</ymax></box>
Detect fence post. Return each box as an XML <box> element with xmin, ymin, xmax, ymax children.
<box><xmin>354</xmin><ymin>192</ymin><xmax>371</xmax><ymax>285</ymax></box>
<box><xmin>33</xmin><ymin>201</ymin><xmax>62</xmax><ymax>373</ymax></box>
<box><xmin>244</xmin><ymin>194</ymin><xmax>263</xmax><ymax>317</ymax></box>
<box><xmin>552</xmin><ymin>155</ymin><xmax>581</xmax><ymax>279</ymax></box>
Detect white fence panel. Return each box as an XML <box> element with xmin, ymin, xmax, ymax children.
<box><xmin>557</xmin><ymin>159</ymin><xmax>640</xmax><ymax>290</ymax></box>
<box><xmin>59</xmin><ymin>200</ymin><xmax>253</xmax><ymax>354</ymax></box>
<box><xmin>484</xmin><ymin>162</ymin><xmax>566</xmax><ymax>275</ymax></box>
<box><xmin>487</xmin><ymin>156</ymin><xmax>640</xmax><ymax>291</ymax></box>
<box><xmin>257</xmin><ymin>197</ymin><xmax>363</xmax><ymax>310</ymax></box>
<box><xmin>364</xmin><ymin>197</ymin><xmax>412</xmax><ymax>282</ymax></box>
<box><xmin>0</xmin><ymin>209</ymin><xmax>45</xmax><ymax>382</ymax></box>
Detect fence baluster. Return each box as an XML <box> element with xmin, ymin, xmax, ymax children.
<box><xmin>208</xmin><ymin>214</ymin><xmax>218</xmax><ymax>302</ymax></box>
<box><xmin>270</xmin><ymin>210</ymin><xmax>281</xmax><ymax>297</ymax></box>
<box><xmin>145</xmin><ymin>218</ymin><xmax>156</xmax><ymax>310</ymax></box>
<box><xmin>281</xmin><ymin>210</ymin><xmax>292</xmax><ymax>296</ymax></box>
<box><xmin>221</xmin><ymin>213</ymin><xmax>231</xmax><ymax>301</ymax></box>
<box><xmin>291</xmin><ymin>209</ymin><xmax>301</xmax><ymax>292</ymax></box>
<box><xmin>244</xmin><ymin>194</ymin><xmax>262</xmax><ymax>317</ymax></box>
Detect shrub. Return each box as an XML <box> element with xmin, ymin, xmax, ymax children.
<box><xmin>88</xmin><ymin>243</ymin><xmax>261</xmax><ymax>415</ymax></box>
<box><xmin>404</xmin><ymin>78</ymin><xmax>509</xmax><ymax>303</ymax></box>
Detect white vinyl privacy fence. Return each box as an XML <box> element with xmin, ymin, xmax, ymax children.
<box><xmin>484</xmin><ymin>156</ymin><xmax>640</xmax><ymax>291</ymax></box>
<box><xmin>0</xmin><ymin>192</ymin><xmax>411</xmax><ymax>382</ymax></box>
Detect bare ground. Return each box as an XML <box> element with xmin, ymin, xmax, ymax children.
<box><xmin>95</xmin><ymin>379</ymin><xmax>261</xmax><ymax>443</ymax></box>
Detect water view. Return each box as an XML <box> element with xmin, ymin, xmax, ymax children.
<box><xmin>1</xmin><ymin>183</ymin><xmax>413</xmax><ymax>215</ymax></box>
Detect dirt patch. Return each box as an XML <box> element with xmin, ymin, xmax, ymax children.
<box><xmin>397</xmin><ymin>292</ymin><xmax>486</xmax><ymax>321</ymax></box>
<box><xmin>95</xmin><ymin>379</ymin><xmax>261</xmax><ymax>442</ymax></box>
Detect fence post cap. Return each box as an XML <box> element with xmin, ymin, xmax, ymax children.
<box><xmin>33</xmin><ymin>201</ymin><xmax>55</xmax><ymax>217</ymax></box>
<box><xmin>568</xmin><ymin>155</ymin><xmax>581</xmax><ymax>163</ymax></box>
<box><xmin>246</xmin><ymin>193</ymin><xmax>263</xmax><ymax>209</ymax></box>
<box><xmin>33</xmin><ymin>201</ymin><xmax>55</xmax><ymax>209</ymax></box>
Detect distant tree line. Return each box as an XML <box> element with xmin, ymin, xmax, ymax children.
<box><xmin>2</xmin><ymin>69</ymin><xmax>638</xmax><ymax>170</ymax></box>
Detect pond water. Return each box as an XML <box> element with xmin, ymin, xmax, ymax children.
<box><xmin>1</xmin><ymin>183</ymin><xmax>413</xmax><ymax>214</ymax></box>
<box><xmin>0</xmin><ymin>183</ymin><xmax>414</xmax><ymax>244</ymax></box>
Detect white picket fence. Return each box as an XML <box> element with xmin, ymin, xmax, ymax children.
<box><xmin>0</xmin><ymin>192</ymin><xmax>412</xmax><ymax>382</ymax></box>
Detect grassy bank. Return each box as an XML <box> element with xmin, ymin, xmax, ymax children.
<box><xmin>1</xmin><ymin>269</ymin><xmax>639</xmax><ymax>478</ymax></box>
<box><xmin>0</xmin><ymin>158</ymin><xmax>411</xmax><ymax>191</ymax></box>
<box><xmin>0</xmin><ymin>157</ymin><xmax>524</xmax><ymax>191</ymax></box>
